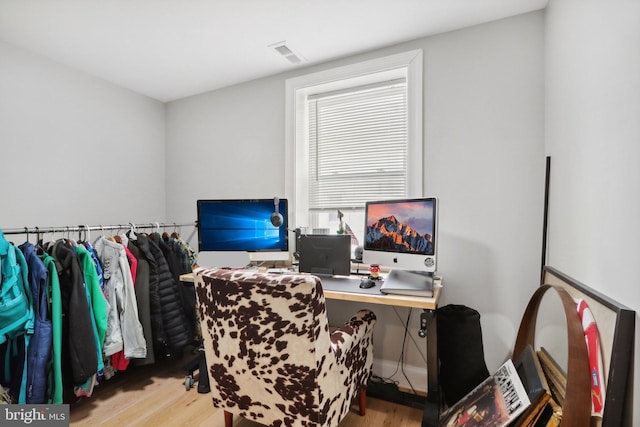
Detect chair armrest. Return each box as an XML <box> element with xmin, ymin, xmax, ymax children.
<box><xmin>330</xmin><ymin>309</ymin><xmax>376</xmax><ymax>360</ymax></box>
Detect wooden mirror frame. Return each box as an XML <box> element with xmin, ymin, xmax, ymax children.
<box><xmin>517</xmin><ymin>266</ymin><xmax>635</xmax><ymax>427</ymax></box>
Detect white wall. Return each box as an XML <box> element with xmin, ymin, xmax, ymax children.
<box><xmin>0</xmin><ymin>40</ymin><xmax>166</xmax><ymax>230</ymax></box>
<box><xmin>166</xmin><ymin>11</ymin><xmax>545</xmax><ymax>391</ymax></box>
<box><xmin>165</xmin><ymin>75</ymin><xmax>286</xmax><ymax>218</ymax></box>
<box><xmin>545</xmin><ymin>0</ymin><xmax>640</xmax><ymax>421</ymax></box>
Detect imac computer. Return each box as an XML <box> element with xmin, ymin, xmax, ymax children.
<box><xmin>197</xmin><ymin>198</ymin><xmax>289</xmax><ymax>262</ymax></box>
<box><xmin>363</xmin><ymin>197</ymin><xmax>438</xmax><ymax>295</ymax></box>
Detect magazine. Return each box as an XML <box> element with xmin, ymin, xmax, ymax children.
<box><xmin>439</xmin><ymin>359</ymin><xmax>531</xmax><ymax>427</ymax></box>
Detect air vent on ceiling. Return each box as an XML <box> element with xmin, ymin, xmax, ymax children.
<box><xmin>270</xmin><ymin>41</ymin><xmax>304</xmax><ymax>65</ymax></box>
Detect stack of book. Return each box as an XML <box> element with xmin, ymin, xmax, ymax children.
<box><xmin>533</xmin><ymin>347</ymin><xmax>566</xmax><ymax>427</ymax></box>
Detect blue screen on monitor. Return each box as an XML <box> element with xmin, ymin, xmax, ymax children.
<box><xmin>197</xmin><ymin>199</ymin><xmax>288</xmax><ymax>252</ymax></box>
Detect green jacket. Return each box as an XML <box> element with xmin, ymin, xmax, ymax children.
<box><xmin>39</xmin><ymin>253</ymin><xmax>63</xmax><ymax>404</ymax></box>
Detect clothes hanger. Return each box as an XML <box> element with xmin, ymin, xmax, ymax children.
<box><xmin>162</xmin><ymin>222</ymin><xmax>170</xmax><ymax>241</ymax></box>
<box><xmin>171</xmin><ymin>222</ymin><xmax>180</xmax><ymax>239</ymax></box>
<box><xmin>43</xmin><ymin>228</ymin><xmax>56</xmax><ymax>253</ymax></box>
<box><xmin>128</xmin><ymin>222</ymin><xmax>138</xmax><ymax>241</ymax></box>
<box><xmin>77</xmin><ymin>224</ymin><xmax>89</xmax><ymax>244</ymax></box>
<box><xmin>93</xmin><ymin>225</ymin><xmax>104</xmax><ymax>246</ymax></box>
<box><xmin>35</xmin><ymin>227</ymin><xmax>45</xmax><ymax>255</ymax></box>
<box><xmin>111</xmin><ymin>224</ymin><xmax>123</xmax><ymax>243</ymax></box>
<box><xmin>106</xmin><ymin>225</ymin><xmax>118</xmax><ymax>242</ymax></box>
<box><xmin>65</xmin><ymin>226</ymin><xmax>71</xmax><ymax>245</ymax></box>
<box><xmin>65</xmin><ymin>226</ymin><xmax>78</xmax><ymax>247</ymax></box>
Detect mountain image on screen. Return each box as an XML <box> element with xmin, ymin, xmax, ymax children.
<box><xmin>366</xmin><ymin>215</ymin><xmax>433</xmax><ymax>254</ymax></box>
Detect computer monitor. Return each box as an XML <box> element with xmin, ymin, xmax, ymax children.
<box><xmin>363</xmin><ymin>197</ymin><xmax>438</xmax><ymax>273</ymax></box>
<box><xmin>197</xmin><ymin>198</ymin><xmax>289</xmax><ymax>261</ymax></box>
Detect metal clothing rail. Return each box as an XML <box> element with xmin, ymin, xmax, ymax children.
<box><xmin>1</xmin><ymin>221</ymin><xmax>196</xmax><ymax>238</ymax></box>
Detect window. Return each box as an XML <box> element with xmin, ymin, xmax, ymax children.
<box><xmin>308</xmin><ymin>78</ymin><xmax>408</xmax><ymax>208</ymax></box>
<box><xmin>285</xmin><ymin>50</ymin><xmax>423</xmax><ymax>243</ymax></box>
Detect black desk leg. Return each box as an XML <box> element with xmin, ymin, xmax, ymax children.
<box><xmin>422</xmin><ymin>308</ymin><xmax>440</xmax><ymax>427</ymax></box>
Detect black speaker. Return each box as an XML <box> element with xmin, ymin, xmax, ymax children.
<box><xmin>437</xmin><ymin>304</ymin><xmax>490</xmax><ymax>406</ymax></box>
<box><xmin>270</xmin><ymin>197</ymin><xmax>283</xmax><ymax>227</ymax></box>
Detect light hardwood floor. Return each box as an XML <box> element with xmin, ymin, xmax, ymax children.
<box><xmin>70</xmin><ymin>355</ymin><xmax>424</xmax><ymax>427</ymax></box>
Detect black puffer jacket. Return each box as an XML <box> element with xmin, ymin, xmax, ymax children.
<box><xmin>152</xmin><ymin>234</ymin><xmax>197</xmax><ymax>341</ymax></box>
<box><xmin>132</xmin><ymin>234</ymin><xmax>191</xmax><ymax>354</ymax></box>
<box><xmin>129</xmin><ymin>234</ymin><xmax>165</xmax><ymax>353</ymax></box>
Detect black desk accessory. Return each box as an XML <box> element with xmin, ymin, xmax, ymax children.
<box><xmin>359</xmin><ymin>278</ymin><xmax>376</xmax><ymax>289</ymax></box>
<box><xmin>297</xmin><ymin>233</ymin><xmax>351</xmax><ymax>276</ymax></box>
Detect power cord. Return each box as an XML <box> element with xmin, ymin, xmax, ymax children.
<box><xmin>399</xmin><ymin>308</ymin><xmax>417</xmax><ymax>395</ymax></box>
<box><xmin>391</xmin><ymin>307</ymin><xmax>428</xmax><ymax>365</ymax></box>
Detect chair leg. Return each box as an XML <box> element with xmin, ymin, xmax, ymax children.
<box><xmin>358</xmin><ymin>386</ymin><xmax>367</xmax><ymax>416</ymax></box>
<box><xmin>224</xmin><ymin>410</ymin><xmax>233</xmax><ymax>427</ymax></box>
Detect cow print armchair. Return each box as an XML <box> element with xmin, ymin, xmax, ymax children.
<box><xmin>193</xmin><ymin>267</ymin><xmax>377</xmax><ymax>427</ymax></box>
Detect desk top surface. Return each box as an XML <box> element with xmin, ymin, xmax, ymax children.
<box><xmin>180</xmin><ymin>270</ymin><xmax>441</xmax><ymax>310</ymax></box>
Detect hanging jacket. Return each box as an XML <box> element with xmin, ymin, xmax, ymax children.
<box><xmin>18</xmin><ymin>242</ymin><xmax>52</xmax><ymax>404</ymax></box>
<box><xmin>166</xmin><ymin>235</ymin><xmax>200</xmax><ymax>340</ymax></box>
<box><xmin>126</xmin><ymin>241</ymin><xmax>155</xmax><ymax>366</ymax></box>
<box><xmin>164</xmin><ymin>235</ymin><xmax>196</xmax><ymax>277</ymax></box>
<box><xmin>39</xmin><ymin>253</ymin><xmax>63</xmax><ymax>404</ymax></box>
<box><xmin>108</xmin><ymin>242</ymin><xmax>139</xmax><ymax>372</ymax></box>
<box><xmin>82</xmin><ymin>241</ymin><xmax>104</xmax><ymax>295</ymax></box>
<box><xmin>129</xmin><ymin>234</ymin><xmax>166</xmax><ymax>355</ymax></box>
<box><xmin>77</xmin><ymin>245</ymin><xmax>108</xmax><ymax>357</ymax></box>
<box><xmin>131</xmin><ymin>234</ymin><xmax>190</xmax><ymax>355</ymax></box>
<box><xmin>75</xmin><ymin>245</ymin><xmax>108</xmax><ymax>397</ymax></box>
<box><xmin>50</xmin><ymin>240</ymin><xmax>97</xmax><ymax>386</ymax></box>
<box><xmin>147</xmin><ymin>236</ymin><xmax>191</xmax><ymax>352</ymax></box>
<box><xmin>94</xmin><ymin>237</ymin><xmax>146</xmax><ymax>360</ymax></box>
<box><xmin>0</xmin><ymin>233</ymin><xmax>34</xmax><ymax>344</ymax></box>
<box><xmin>152</xmin><ymin>233</ymin><xmax>196</xmax><ymax>343</ymax></box>
<box><xmin>0</xmin><ymin>231</ymin><xmax>34</xmax><ymax>403</ymax></box>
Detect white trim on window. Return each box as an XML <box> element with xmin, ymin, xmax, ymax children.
<box><xmin>285</xmin><ymin>50</ymin><xmax>423</xmax><ymax>229</ymax></box>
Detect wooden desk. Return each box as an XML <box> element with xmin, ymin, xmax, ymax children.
<box><xmin>323</xmin><ymin>284</ymin><xmax>440</xmax><ymax>310</ymax></box>
<box><xmin>180</xmin><ymin>272</ymin><xmax>441</xmax><ymax>427</ymax></box>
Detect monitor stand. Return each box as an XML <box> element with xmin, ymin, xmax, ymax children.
<box><xmin>248</xmin><ymin>251</ymin><xmax>290</xmax><ymax>262</ymax></box>
<box><xmin>309</xmin><ymin>268</ymin><xmax>334</xmax><ymax>276</ymax></box>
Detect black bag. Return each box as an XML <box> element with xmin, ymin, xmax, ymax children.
<box><xmin>437</xmin><ymin>304</ymin><xmax>490</xmax><ymax>406</ymax></box>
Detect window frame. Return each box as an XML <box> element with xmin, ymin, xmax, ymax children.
<box><xmin>285</xmin><ymin>49</ymin><xmax>423</xmax><ymax>230</ymax></box>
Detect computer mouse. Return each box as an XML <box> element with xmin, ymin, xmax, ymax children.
<box><xmin>359</xmin><ymin>278</ymin><xmax>376</xmax><ymax>289</ymax></box>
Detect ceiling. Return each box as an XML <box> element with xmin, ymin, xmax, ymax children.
<box><xmin>0</xmin><ymin>0</ymin><xmax>547</xmax><ymax>102</ymax></box>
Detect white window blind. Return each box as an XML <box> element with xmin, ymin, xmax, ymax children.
<box><xmin>307</xmin><ymin>78</ymin><xmax>408</xmax><ymax>210</ymax></box>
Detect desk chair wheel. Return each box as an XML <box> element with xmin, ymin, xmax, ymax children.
<box><xmin>184</xmin><ymin>374</ymin><xmax>195</xmax><ymax>391</ymax></box>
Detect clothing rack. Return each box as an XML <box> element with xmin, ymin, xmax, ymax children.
<box><xmin>2</xmin><ymin>221</ymin><xmax>198</xmax><ymax>243</ymax></box>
